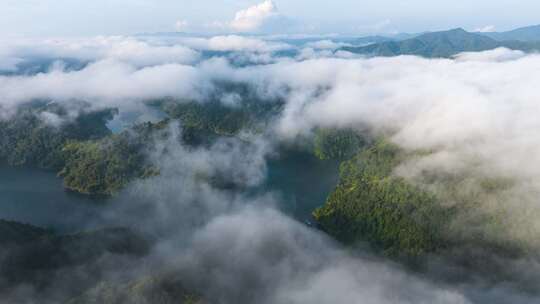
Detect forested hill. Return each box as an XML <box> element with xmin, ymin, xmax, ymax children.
<box><xmin>480</xmin><ymin>24</ymin><xmax>540</xmax><ymax>42</ymax></box>
<box><xmin>341</xmin><ymin>28</ymin><xmax>540</xmax><ymax>58</ymax></box>
<box><xmin>0</xmin><ymin>98</ymin><xmax>284</xmax><ymax>196</ymax></box>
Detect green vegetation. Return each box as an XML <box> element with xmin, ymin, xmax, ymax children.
<box><xmin>314</xmin><ymin>139</ymin><xmax>449</xmax><ymax>257</ymax></box>
<box><xmin>0</xmin><ymin>98</ymin><xmax>284</xmax><ymax>196</ymax></box>
<box><xmin>160</xmin><ymin>97</ymin><xmax>283</xmax><ymax>144</ymax></box>
<box><xmin>164</xmin><ymin>101</ymin><xmax>250</xmax><ymax>137</ymax></box>
<box><xmin>2</xmin><ymin>100</ymin><xmax>539</xmax><ymax>300</ymax></box>
<box><xmin>0</xmin><ymin>103</ymin><xmax>166</xmax><ymax>196</ymax></box>
<box><xmin>342</xmin><ymin>28</ymin><xmax>500</xmax><ymax>58</ymax></box>
<box><xmin>313</xmin><ymin>128</ymin><xmax>364</xmax><ymax>161</ymax></box>
<box><xmin>59</xmin><ymin>130</ymin><xmax>159</xmax><ymax>196</ymax></box>
<box><xmin>0</xmin><ymin>104</ymin><xmax>115</xmax><ymax>170</ymax></box>
<box><xmin>54</xmin><ymin>99</ymin><xmax>283</xmax><ymax>195</ymax></box>
<box><xmin>313</xmin><ymin>137</ymin><xmax>531</xmax><ymax>266</ymax></box>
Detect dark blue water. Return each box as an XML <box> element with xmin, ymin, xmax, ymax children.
<box><xmin>0</xmin><ymin>152</ymin><xmax>340</xmax><ymax>231</ymax></box>
<box><xmin>264</xmin><ymin>150</ymin><xmax>340</xmax><ymax>221</ymax></box>
<box><xmin>0</xmin><ymin>165</ymin><xmax>105</xmax><ymax>232</ymax></box>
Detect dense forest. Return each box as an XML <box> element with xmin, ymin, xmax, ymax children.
<box><xmin>314</xmin><ymin>139</ymin><xmax>448</xmax><ymax>257</ymax></box>
<box><xmin>0</xmin><ymin>97</ymin><xmax>286</xmax><ymax>196</ymax></box>
<box><xmin>0</xmin><ymin>103</ymin><xmax>115</xmax><ymax>170</ymax></box>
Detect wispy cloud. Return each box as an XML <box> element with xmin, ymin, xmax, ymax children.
<box><xmin>474</xmin><ymin>25</ymin><xmax>496</xmax><ymax>32</ymax></box>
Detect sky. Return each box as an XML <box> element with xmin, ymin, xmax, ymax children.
<box><xmin>2</xmin><ymin>0</ymin><xmax>540</xmax><ymax>37</ymax></box>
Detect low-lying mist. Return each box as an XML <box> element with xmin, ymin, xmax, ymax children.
<box><xmin>2</xmin><ymin>35</ymin><xmax>540</xmax><ymax>303</ymax></box>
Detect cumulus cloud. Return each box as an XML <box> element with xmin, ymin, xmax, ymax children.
<box><xmin>203</xmin><ymin>0</ymin><xmax>297</xmax><ymax>34</ymax></box>
<box><xmin>230</xmin><ymin>0</ymin><xmax>279</xmax><ymax>32</ymax></box>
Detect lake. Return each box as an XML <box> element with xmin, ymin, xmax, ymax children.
<box><xmin>264</xmin><ymin>150</ymin><xmax>340</xmax><ymax>221</ymax></box>
<box><xmin>0</xmin><ymin>152</ymin><xmax>340</xmax><ymax>232</ymax></box>
<box><xmin>0</xmin><ymin>164</ymin><xmax>106</xmax><ymax>232</ymax></box>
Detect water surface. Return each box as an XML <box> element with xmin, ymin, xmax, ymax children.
<box><xmin>0</xmin><ymin>164</ymin><xmax>105</xmax><ymax>232</ymax></box>
<box><xmin>0</xmin><ymin>152</ymin><xmax>340</xmax><ymax>231</ymax></box>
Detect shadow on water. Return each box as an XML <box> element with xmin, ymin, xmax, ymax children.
<box><xmin>0</xmin><ymin>164</ymin><xmax>108</xmax><ymax>232</ymax></box>
<box><xmin>263</xmin><ymin>149</ymin><xmax>340</xmax><ymax>221</ymax></box>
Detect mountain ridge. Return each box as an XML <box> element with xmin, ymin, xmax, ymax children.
<box><xmin>341</xmin><ymin>28</ymin><xmax>540</xmax><ymax>58</ymax></box>
<box><xmin>480</xmin><ymin>24</ymin><xmax>540</xmax><ymax>42</ymax></box>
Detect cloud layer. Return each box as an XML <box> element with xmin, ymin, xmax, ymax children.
<box><xmin>3</xmin><ymin>34</ymin><xmax>540</xmax><ymax>302</ymax></box>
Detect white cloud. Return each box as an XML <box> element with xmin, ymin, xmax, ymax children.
<box><xmin>454</xmin><ymin>47</ymin><xmax>526</xmax><ymax>62</ymax></box>
<box><xmin>182</xmin><ymin>1</ymin><xmax>297</xmax><ymax>34</ymax></box>
<box><xmin>177</xmin><ymin>35</ymin><xmax>292</xmax><ymax>52</ymax></box>
<box><xmin>103</xmin><ymin>126</ymin><xmax>474</xmax><ymax>303</ymax></box>
<box><xmin>184</xmin><ymin>207</ymin><xmax>470</xmax><ymax>304</ymax></box>
<box><xmin>208</xmin><ymin>50</ymin><xmax>540</xmax><ymax>253</ymax></box>
<box><xmin>474</xmin><ymin>25</ymin><xmax>496</xmax><ymax>32</ymax></box>
<box><xmin>0</xmin><ymin>36</ymin><xmax>200</xmax><ymax>69</ymax></box>
<box><xmin>230</xmin><ymin>0</ymin><xmax>279</xmax><ymax>32</ymax></box>
<box><xmin>99</xmin><ymin>37</ymin><xmax>199</xmax><ymax>66</ymax></box>
<box><xmin>0</xmin><ymin>35</ymin><xmax>292</xmax><ymax>70</ymax></box>
<box><xmin>0</xmin><ymin>59</ymin><xmax>206</xmax><ymax>111</ymax></box>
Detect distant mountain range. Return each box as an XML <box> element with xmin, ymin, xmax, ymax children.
<box><xmin>341</xmin><ymin>26</ymin><xmax>540</xmax><ymax>58</ymax></box>
<box><xmin>274</xmin><ymin>35</ymin><xmax>389</xmax><ymax>46</ymax></box>
<box><xmin>480</xmin><ymin>25</ymin><xmax>540</xmax><ymax>42</ymax></box>
<box><xmin>138</xmin><ymin>24</ymin><xmax>540</xmax><ymax>59</ymax></box>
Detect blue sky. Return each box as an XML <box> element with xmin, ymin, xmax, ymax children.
<box><xmin>2</xmin><ymin>0</ymin><xmax>540</xmax><ymax>37</ymax></box>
